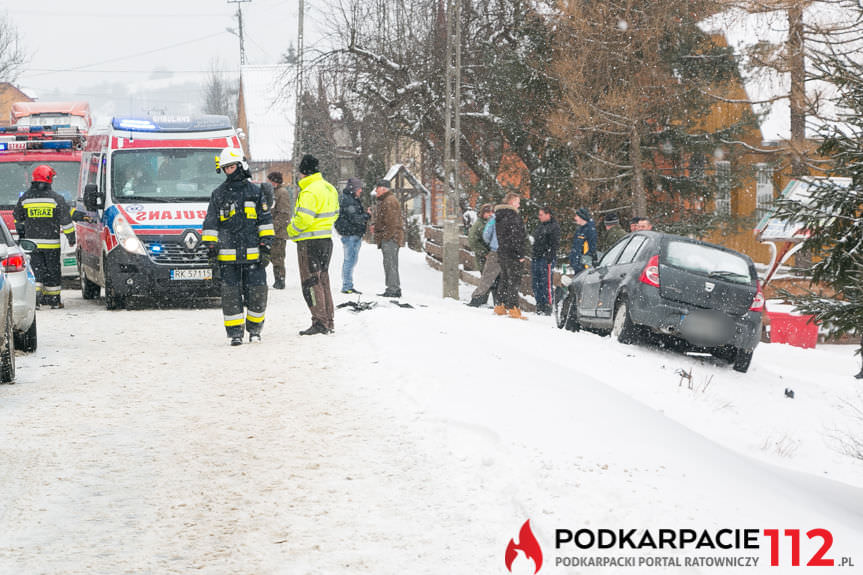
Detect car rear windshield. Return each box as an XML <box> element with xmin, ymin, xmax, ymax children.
<box><xmin>0</xmin><ymin>161</ymin><xmax>80</xmax><ymax>207</ymax></box>
<box><xmin>664</xmin><ymin>240</ymin><xmax>753</xmax><ymax>284</ymax></box>
<box><xmin>111</xmin><ymin>149</ymin><xmax>224</xmax><ymax>203</ymax></box>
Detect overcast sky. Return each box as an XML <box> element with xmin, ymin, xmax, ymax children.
<box><xmin>5</xmin><ymin>0</ymin><xmax>324</xmax><ymax>105</ymax></box>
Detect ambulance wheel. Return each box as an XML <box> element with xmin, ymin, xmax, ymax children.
<box><xmin>0</xmin><ymin>303</ymin><xmax>15</xmax><ymax>383</ymax></box>
<box><xmin>14</xmin><ymin>315</ymin><xmax>37</xmax><ymax>353</ymax></box>
<box><xmin>103</xmin><ymin>262</ymin><xmax>125</xmax><ymax>310</ymax></box>
<box><xmin>79</xmin><ymin>261</ymin><xmax>100</xmax><ymax>300</ymax></box>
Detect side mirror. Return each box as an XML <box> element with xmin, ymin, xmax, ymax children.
<box><xmin>83</xmin><ymin>183</ymin><xmax>104</xmax><ymax>211</ymax></box>
<box><xmin>18</xmin><ymin>239</ymin><xmax>36</xmax><ymax>254</ymax></box>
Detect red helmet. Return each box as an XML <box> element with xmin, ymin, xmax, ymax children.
<box><xmin>32</xmin><ymin>165</ymin><xmax>57</xmax><ymax>184</ymax></box>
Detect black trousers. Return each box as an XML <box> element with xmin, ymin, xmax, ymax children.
<box><xmin>497</xmin><ymin>253</ymin><xmax>524</xmax><ymax>309</ymax></box>
<box><xmin>31</xmin><ymin>248</ymin><xmax>62</xmax><ymax>306</ymax></box>
<box><xmin>220</xmin><ymin>263</ymin><xmax>268</xmax><ymax>338</ymax></box>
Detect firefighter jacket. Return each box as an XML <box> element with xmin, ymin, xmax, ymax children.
<box><xmin>202</xmin><ymin>174</ymin><xmax>275</xmax><ymax>264</ymax></box>
<box><xmin>13</xmin><ymin>183</ymin><xmax>76</xmax><ymax>249</ymax></box>
<box><xmin>287</xmin><ymin>172</ymin><xmax>339</xmax><ymax>242</ymax></box>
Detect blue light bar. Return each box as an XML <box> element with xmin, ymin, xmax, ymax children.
<box><xmin>41</xmin><ymin>140</ymin><xmax>73</xmax><ymax>149</ymax></box>
<box><xmin>112</xmin><ymin>115</ymin><xmax>232</xmax><ymax>133</ymax></box>
<box><xmin>0</xmin><ymin>143</ymin><xmax>6</xmax><ymax>151</ymax></box>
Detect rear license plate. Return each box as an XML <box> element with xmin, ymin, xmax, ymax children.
<box><xmin>682</xmin><ymin>312</ymin><xmax>726</xmax><ymax>340</ymax></box>
<box><xmin>171</xmin><ymin>268</ymin><xmax>212</xmax><ymax>281</ymax></box>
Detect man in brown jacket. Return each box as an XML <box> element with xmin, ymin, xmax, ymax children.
<box><xmin>268</xmin><ymin>171</ymin><xmax>293</xmax><ymax>289</ymax></box>
<box><xmin>373</xmin><ymin>180</ymin><xmax>404</xmax><ymax>298</ymax></box>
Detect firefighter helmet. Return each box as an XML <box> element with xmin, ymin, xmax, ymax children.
<box><xmin>32</xmin><ymin>165</ymin><xmax>57</xmax><ymax>184</ymax></box>
<box><xmin>216</xmin><ymin>147</ymin><xmax>245</xmax><ymax>172</ymax></box>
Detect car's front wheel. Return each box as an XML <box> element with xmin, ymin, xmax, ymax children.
<box><xmin>612</xmin><ymin>298</ymin><xmax>638</xmax><ymax>344</ymax></box>
<box><xmin>554</xmin><ymin>288</ymin><xmax>579</xmax><ymax>331</ymax></box>
<box><xmin>79</xmin><ymin>259</ymin><xmax>100</xmax><ymax>300</ymax></box>
<box><xmin>0</xmin><ymin>303</ymin><xmax>15</xmax><ymax>383</ymax></box>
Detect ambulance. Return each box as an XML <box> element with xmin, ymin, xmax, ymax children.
<box><xmin>0</xmin><ymin>101</ymin><xmax>92</xmax><ymax>279</ymax></box>
<box><xmin>75</xmin><ymin>115</ymin><xmax>241</xmax><ymax>309</ymax></box>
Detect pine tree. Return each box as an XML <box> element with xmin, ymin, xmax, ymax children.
<box><xmin>772</xmin><ymin>29</ymin><xmax>863</xmax><ymax>376</ymax></box>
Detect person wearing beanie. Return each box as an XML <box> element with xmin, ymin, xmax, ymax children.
<box><xmin>373</xmin><ymin>179</ymin><xmax>404</xmax><ymax>298</ymax></box>
<box><xmin>569</xmin><ymin>207</ymin><xmax>597</xmax><ymax>272</ymax></box>
<box><xmin>267</xmin><ymin>171</ymin><xmax>292</xmax><ymax>289</ymax></box>
<box><xmin>334</xmin><ymin>177</ymin><xmax>370</xmax><ymax>294</ymax></box>
<box><xmin>600</xmin><ymin>212</ymin><xmax>626</xmax><ymax>251</ymax></box>
<box><xmin>288</xmin><ymin>153</ymin><xmax>340</xmax><ymax>335</ymax></box>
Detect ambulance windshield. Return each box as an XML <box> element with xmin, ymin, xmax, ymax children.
<box><xmin>111</xmin><ymin>149</ymin><xmax>223</xmax><ymax>203</ymax></box>
<box><xmin>0</xmin><ymin>161</ymin><xmax>80</xmax><ymax>207</ymax></box>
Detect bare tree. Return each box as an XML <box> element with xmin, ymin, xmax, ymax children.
<box><xmin>0</xmin><ymin>13</ymin><xmax>25</xmax><ymax>83</ymax></box>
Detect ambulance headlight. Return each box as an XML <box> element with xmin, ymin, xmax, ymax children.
<box><xmin>112</xmin><ymin>213</ymin><xmax>147</xmax><ymax>256</ymax></box>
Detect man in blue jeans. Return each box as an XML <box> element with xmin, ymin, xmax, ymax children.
<box><xmin>334</xmin><ymin>177</ymin><xmax>370</xmax><ymax>294</ymax></box>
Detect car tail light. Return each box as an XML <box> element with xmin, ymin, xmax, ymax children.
<box><xmin>639</xmin><ymin>255</ymin><xmax>660</xmax><ymax>288</ymax></box>
<box><xmin>2</xmin><ymin>253</ymin><xmax>25</xmax><ymax>273</ymax></box>
<box><xmin>750</xmin><ymin>282</ymin><xmax>765</xmax><ymax>312</ymax></box>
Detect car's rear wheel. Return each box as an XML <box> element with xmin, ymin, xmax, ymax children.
<box><xmin>612</xmin><ymin>298</ymin><xmax>638</xmax><ymax>344</ymax></box>
<box><xmin>0</xmin><ymin>303</ymin><xmax>15</xmax><ymax>383</ymax></box>
<box><xmin>14</xmin><ymin>315</ymin><xmax>37</xmax><ymax>353</ymax></box>
<box><xmin>732</xmin><ymin>348</ymin><xmax>753</xmax><ymax>373</ymax></box>
<box><xmin>79</xmin><ymin>259</ymin><xmax>100</xmax><ymax>300</ymax></box>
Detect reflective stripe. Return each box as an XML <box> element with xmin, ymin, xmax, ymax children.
<box><xmin>258</xmin><ymin>223</ymin><xmax>275</xmax><ymax>237</ymax></box>
<box><xmin>223</xmin><ymin>313</ymin><xmax>245</xmax><ymax>327</ymax></box>
<box><xmin>218</xmin><ymin>249</ymin><xmax>237</xmax><ymax>261</ymax></box>
<box><xmin>42</xmin><ymin>286</ymin><xmax>61</xmax><ymax>295</ymax></box>
<box><xmin>63</xmin><ymin>225</ymin><xmax>75</xmax><ymax>234</ymax></box>
<box><xmin>316</xmin><ymin>211</ymin><xmax>339</xmax><ymax>218</ymax></box>
<box><xmin>33</xmin><ymin>239</ymin><xmax>62</xmax><ymax>249</ymax></box>
<box><xmin>219</xmin><ymin>209</ymin><xmax>236</xmax><ymax>222</ymax></box>
<box><xmin>290</xmin><ymin>222</ymin><xmax>303</xmax><ymax>234</ymax></box>
<box><xmin>202</xmin><ymin>230</ymin><xmax>219</xmax><ymax>242</ymax></box>
<box><xmin>246</xmin><ymin>310</ymin><xmax>265</xmax><ymax>323</ymax></box>
<box><xmin>21</xmin><ymin>198</ymin><xmax>57</xmax><ymax>207</ymax></box>
<box><xmin>292</xmin><ymin>229</ymin><xmax>333</xmax><ymax>240</ymax></box>
<box><xmin>296</xmin><ymin>206</ymin><xmax>316</xmax><ymax>217</ymax></box>
<box><xmin>244</xmin><ymin>206</ymin><xmax>257</xmax><ymax>219</ymax></box>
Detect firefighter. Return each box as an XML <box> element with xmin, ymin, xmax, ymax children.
<box><xmin>202</xmin><ymin>148</ymin><xmax>275</xmax><ymax>346</ymax></box>
<box><xmin>13</xmin><ymin>165</ymin><xmax>76</xmax><ymax>309</ymax></box>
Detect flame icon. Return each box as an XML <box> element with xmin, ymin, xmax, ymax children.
<box><xmin>505</xmin><ymin>520</ymin><xmax>543</xmax><ymax>573</ymax></box>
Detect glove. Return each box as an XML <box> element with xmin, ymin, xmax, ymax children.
<box><xmin>206</xmin><ymin>245</ymin><xmax>218</xmax><ymax>267</ymax></box>
<box><xmin>259</xmin><ymin>245</ymin><xmax>271</xmax><ymax>267</ymax></box>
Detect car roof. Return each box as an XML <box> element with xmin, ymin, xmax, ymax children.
<box><xmin>632</xmin><ymin>230</ymin><xmax>755</xmax><ymax>264</ymax></box>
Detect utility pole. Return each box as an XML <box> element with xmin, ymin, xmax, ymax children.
<box><xmin>441</xmin><ymin>0</ymin><xmax>462</xmax><ymax>299</ymax></box>
<box><xmin>292</xmin><ymin>0</ymin><xmax>305</xmax><ymax>184</ymax></box>
<box><xmin>227</xmin><ymin>0</ymin><xmax>252</xmax><ymax>65</ymax></box>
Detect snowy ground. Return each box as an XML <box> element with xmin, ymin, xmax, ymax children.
<box><xmin>1</xmin><ymin>239</ymin><xmax>862</xmax><ymax>574</ymax></box>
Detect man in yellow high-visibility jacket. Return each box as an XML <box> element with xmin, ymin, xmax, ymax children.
<box><xmin>288</xmin><ymin>154</ymin><xmax>339</xmax><ymax>335</ymax></box>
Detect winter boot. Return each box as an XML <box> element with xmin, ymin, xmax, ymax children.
<box><xmin>493</xmin><ymin>304</ymin><xmax>506</xmax><ymax>316</ymax></box>
<box><xmin>249</xmin><ymin>333</ymin><xmax>262</xmax><ymax>343</ymax></box>
<box><xmin>299</xmin><ymin>322</ymin><xmax>329</xmax><ymax>336</ymax></box>
<box><xmin>230</xmin><ymin>336</ymin><xmax>243</xmax><ymax>346</ymax></box>
<box><xmin>466</xmin><ymin>294</ymin><xmax>487</xmax><ymax>307</ymax></box>
<box><xmin>508</xmin><ymin>307</ymin><xmax>526</xmax><ymax>320</ymax></box>
<box><xmin>273</xmin><ymin>278</ymin><xmax>285</xmax><ymax>290</ymax></box>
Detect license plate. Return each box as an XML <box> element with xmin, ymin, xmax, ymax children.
<box><xmin>170</xmin><ymin>268</ymin><xmax>212</xmax><ymax>281</ymax></box>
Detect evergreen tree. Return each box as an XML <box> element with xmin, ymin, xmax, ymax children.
<box><xmin>772</xmin><ymin>30</ymin><xmax>863</xmax><ymax>376</ymax></box>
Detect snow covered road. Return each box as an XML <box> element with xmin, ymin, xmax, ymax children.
<box><xmin>1</xmin><ymin>244</ymin><xmax>861</xmax><ymax>574</ymax></box>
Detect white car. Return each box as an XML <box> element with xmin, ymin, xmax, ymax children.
<box><xmin>0</xmin><ymin>219</ymin><xmax>37</xmax><ymax>352</ymax></box>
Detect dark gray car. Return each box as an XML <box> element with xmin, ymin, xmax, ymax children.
<box><xmin>556</xmin><ymin>231</ymin><xmax>763</xmax><ymax>372</ymax></box>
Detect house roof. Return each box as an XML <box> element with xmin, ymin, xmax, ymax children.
<box><xmin>701</xmin><ymin>6</ymin><xmax>859</xmax><ymax>142</ymax></box>
<box><xmin>240</xmin><ymin>65</ymin><xmax>295</xmax><ymax>163</ymax></box>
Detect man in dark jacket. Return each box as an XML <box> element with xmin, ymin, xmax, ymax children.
<box><xmin>202</xmin><ymin>148</ymin><xmax>275</xmax><ymax>345</ymax></box>
<box><xmin>334</xmin><ymin>177</ymin><xmax>370</xmax><ymax>294</ymax></box>
<box><xmin>494</xmin><ymin>192</ymin><xmax>528</xmax><ymax>319</ymax></box>
<box><xmin>14</xmin><ymin>165</ymin><xmax>76</xmax><ymax>309</ymax></box>
<box><xmin>600</xmin><ymin>212</ymin><xmax>627</xmax><ymax>252</ymax></box>
<box><xmin>569</xmin><ymin>207</ymin><xmax>597</xmax><ymax>272</ymax></box>
<box><xmin>531</xmin><ymin>206</ymin><xmax>560</xmax><ymax>315</ymax></box>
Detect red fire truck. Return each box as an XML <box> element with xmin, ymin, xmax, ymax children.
<box><xmin>0</xmin><ymin>102</ymin><xmax>91</xmax><ymax>278</ymax></box>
